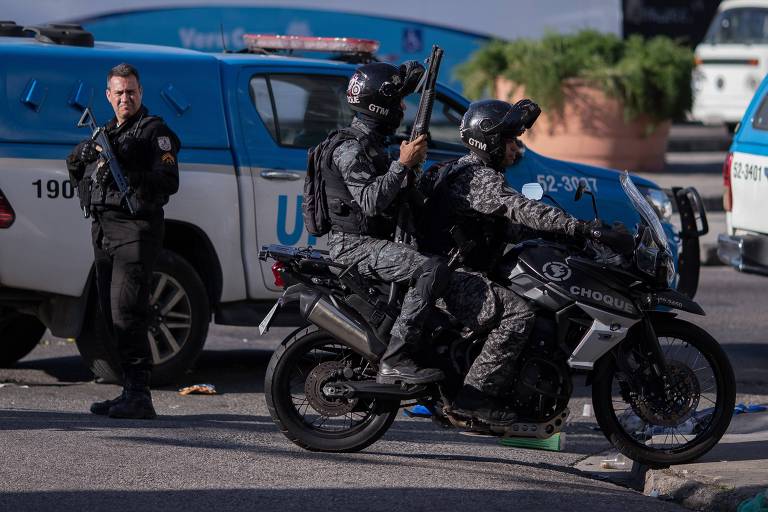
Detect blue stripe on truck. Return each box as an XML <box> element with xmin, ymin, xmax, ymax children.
<box><xmin>0</xmin><ymin>143</ymin><xmax>234</xmax><ymax>166</ymax></box>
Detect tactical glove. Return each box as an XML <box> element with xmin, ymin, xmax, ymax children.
<box><xmin>512</xmin><ymin>99</ymin><xmax>541</xmax><ymax>130</ymax></box>
<box><xmin>75</xmin><ymin>139</ymin><xmax>100</xmax><ymax>164</ymax></box>
<box><xmin>398</xmin><ymin>60</ymin><xmax>426</xmax><ymax>96</ymax></box>
<box><xmin>579</xmin><ymin>220</ymin><xmax>635</xmax><ymax>255</ymax></box>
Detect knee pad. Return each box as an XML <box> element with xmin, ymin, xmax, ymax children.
<box><xmin>411</xmin><ymin>256</ymin><xmax>451</xmax><ymax>298</ymax></box>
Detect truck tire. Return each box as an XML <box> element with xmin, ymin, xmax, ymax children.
<box><xmin>0</xmin><ymin>313</ymin><xmax>46</xmax><ymax>367</ymax></box>
<box><xmin>76</xmin><ymin>250</ymin><xmax>210</xmax><ymax>386</ymax></box>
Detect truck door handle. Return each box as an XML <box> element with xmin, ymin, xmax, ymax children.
<box><xmin>259</xmin><ymin>169</ymin><xmax>302</xmax><ymax>181</ymax></box>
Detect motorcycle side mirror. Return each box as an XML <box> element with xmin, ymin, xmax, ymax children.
<box><xmin>521</xmin><ymin>182</ymin><xmax>544</xmax><ymax>200</ymax></box>
<box><xmin>574</xmin><ymin>180</ymin><xmax>600</xmax><ymax>221</ymax></box>
<box><xmin>575</xmin><ymin>181</ymin><xmax>586</xmax><ymax>202</ymax></box>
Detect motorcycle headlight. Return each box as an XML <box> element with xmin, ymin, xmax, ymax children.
<box><xmin>641</xmin><ymin>187</ymin><xmax>674</xmax><ymax>223</ymax></box>
<box><xmin>637</xmin><ymin>227</ymin><xmax>675</xmax><ymax>287</ymax></box>
<box><xmin>636</xmin><ymin>242</ymin><xmax>658</xmax><ymax>276</ymax></box>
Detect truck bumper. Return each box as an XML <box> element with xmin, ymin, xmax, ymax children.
<box><xmin>717</xmin><ymin>233</ymin><xmax>768</xmax><ymax>277</ymax></box>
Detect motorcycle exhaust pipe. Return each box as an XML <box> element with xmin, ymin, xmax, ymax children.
<box><xmin>299</xmin><ymin>292</ymin><xmax>383</xmax><ymax>361</ymax></box>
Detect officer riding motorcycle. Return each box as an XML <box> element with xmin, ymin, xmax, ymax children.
<box><xmin>417</xmin><ymin>99</ymin><xmax>635</xmax><ymax>426</ymax></box>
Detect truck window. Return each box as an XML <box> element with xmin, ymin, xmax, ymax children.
<box><xmin>703</xmin><ymin>8</ymin><xmax>768</xmax><ymax>45</ymax></box>
<box><xmin>400</xmin><ymin>94</ymin><xmax>464</xmax><ymax>150</ymax></box>
<box><xmin>250</xmin><ymin>77</ymin><xmax>278</xmax><ymax>141</ymax></box>
<box><xmin>249</xmin><ymin>74</ymin><xmax>352</xmax><ymax>148</ymax></box>
<box><xmin>753</xmin><ymin>93</ymin><xmax>768</xmax><ymax>130</ymax></box>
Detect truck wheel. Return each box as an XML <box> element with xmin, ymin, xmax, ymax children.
<box><xmin>0</xmin><ymin>312</ymin><xmax>46</xmax><ymax>367</ymax></box>
<box><xmin>76</xmin><ymin>250</ymin><xmax>210</xmax><ymax>386</ymax></box>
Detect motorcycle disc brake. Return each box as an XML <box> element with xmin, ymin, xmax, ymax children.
<box><xmin>304</xmin><ymin>360</ymin><xmax>359</xmax><ymax>417</ymax></box>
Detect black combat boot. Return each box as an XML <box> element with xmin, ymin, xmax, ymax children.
<box><xmin>90</xmin><ymin>390</ymin><xmax>127</xmax><ymax>415</ymax></box>
<box><xmin>108</xmin><ymin>368</ymin><xmax>157</xmax><ymax>420</ymax></box>
<box><xmin>376</xmin><ymin>336</ymin><xmax>444</xmax><ymax>385</ymax></box>
<box><xmin>450</xmin><ymin>385</ymin><xmax>518</xmax><ymax>426</ymax></box>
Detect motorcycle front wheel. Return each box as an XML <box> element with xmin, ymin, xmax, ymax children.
<box><xmin>592</xmin><ymin>317</ymin><xmax>736</xmax><ymax>468</ymax></box>
<box><xmin>264</xmin><ymin>326</ymin><xmax>400</xmax><ymax>452</ymax></box>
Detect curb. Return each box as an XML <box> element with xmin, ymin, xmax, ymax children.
<box><xmin>644</xmin><ymin>467</ymin><xmax>750</xmax><ymax>511</ymax></box>
<box><xmin>575</xmin><ymin>452</ymin><xmax>749</xmax><ymax>511</ymax></box>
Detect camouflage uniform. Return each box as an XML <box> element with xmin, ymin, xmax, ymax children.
<box><xmin>327</xmin><ymin>117</ymin><xmax>448</xmax><ymax>352</ymax></box>
<box><xmin>441</xmin><ymin>271</ymin><xmax>535</xmax><ymax>395</ymax></box>
<box><xmin>420</xmin><ymin>154</ymin><xmax>580</xmax><ymax>236</ymax></box>
<box><xmin>419</xmin><ymin>153</ymin><xmax>580</xmax><ymax>396</ymax></box>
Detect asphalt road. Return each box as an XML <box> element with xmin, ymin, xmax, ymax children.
<box><xmin>1</xmin><ymin>267</ymin><xmax>764</xmax><ymax>512</ymax></box>
<box><xmin>677</xmin><ymin>267</ymin><xmax>768</xmax><ymax>394</ymax></box>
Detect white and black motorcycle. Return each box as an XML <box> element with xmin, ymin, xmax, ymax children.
<box><xmin>258</xmin><ymin>173</ymin><xmax>735</xmax><ymax>467</ymax></box>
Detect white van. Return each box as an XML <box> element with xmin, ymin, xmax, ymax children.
<box><xmin>692</xmin><ymin>0</ymin><xmax>768</xmax><ymax>130</ymax></box>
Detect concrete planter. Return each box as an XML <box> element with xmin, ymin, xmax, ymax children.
<box><xmin>495</xmin><ymin>77</ymin><xmax>670</xmax><ymax>172</ymax></box>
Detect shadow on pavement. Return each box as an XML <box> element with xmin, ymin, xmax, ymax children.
<box><xmin>385</xmin><ymin>419</ymin><xmax>610</xmax><ymax>457</ymax></box>
<box><xmin>698</xmin><ymin>440</ymin><xmax>768</xmax><ymax>463</ymax></box>
<box><xmin>0</xmin><ymin>409</ymin><xmax>276</xmax><ymax>433</ymax></box>
<box><xmin>13</xmin><ymin>355</ymin><xmax>93</xmax><ymax>383</ymax></box>
<box><xmin>7</xmin><ymin>348</ymin><xmax>274</xmax><ymax>392</ymax></box>
<box><xmin>0</xmin><ymin>486</ymin><xmax>682</xmax><ymax>512</ymax></box>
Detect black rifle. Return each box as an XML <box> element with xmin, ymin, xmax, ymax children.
<box><xmin>393</xmin><ymin>44</ymin><xmax>443</xmax><ymax>245</ymax></box>
<box><xmin>409</xmin><ymin>45</ymin><xmax>443</xmax><ymax>144</ymax></box>
<box><xmin>77</xmin><ymin>107</ymin><xmax>137</xmax><ymax>215</ymax></box>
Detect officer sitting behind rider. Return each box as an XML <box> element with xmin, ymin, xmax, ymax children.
<box><xmin>316</xmin><ymin>61</ymin><xmax>449</xmax><ymax>385</ymax></box>
<box><xmin>417</xmin><ymin>99</ymin><xmax>634</xmax><ymax>426</ymax></box>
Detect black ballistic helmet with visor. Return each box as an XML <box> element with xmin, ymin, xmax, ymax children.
<box><xmin>460</xmin><ymin>99</ymin><xmax>541</xmax><ymax>168</ymax></box>
<box><xmin>346</xmin><ymin>61</ymin><xmax>425</xmax><ymax>128</ymax></box>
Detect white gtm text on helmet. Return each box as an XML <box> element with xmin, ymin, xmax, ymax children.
<box><xmin>369</xmin><ymin>104</ymin><xmax>389</xmax><ymax>116</ymax></box>
<box><xmin>468</xmin><ymin>138</ymin><xmax>487</xmax><ymax>151</ymax></box>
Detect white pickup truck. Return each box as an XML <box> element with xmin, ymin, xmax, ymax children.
<box><xmin>718</xmin><ymin>67</ymin><xmax>768</xmax><ymax>276</ymax></box>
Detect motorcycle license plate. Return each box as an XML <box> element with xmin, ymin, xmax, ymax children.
<box><xmin>258</xmin><ymin>298</ymin><xmax>282</xmax><ymax>336</ymax></box>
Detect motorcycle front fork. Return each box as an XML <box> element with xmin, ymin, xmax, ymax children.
<box><xmin>641</xmin><ymin>318</ymin><xmax>668</xmax><ymax>378</ymax></box>
<box><xmin>615</xmin><ymin>318</ymin><xmax>670</xmax><ymax>398</ymax></box>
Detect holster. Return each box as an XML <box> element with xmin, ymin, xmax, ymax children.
<box><xmin>77</xmin><ymin>178</ymin><xmax>92</xmax><ymax>218</ymax></box>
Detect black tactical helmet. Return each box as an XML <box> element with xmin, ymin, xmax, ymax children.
<box><xmin>346</xmin><ymin>61</ymin><xmax>424</xmax><ymax>127</ymax></box>
<box><xmin>459</xmin><ymin>99</ymin><xmax>541</xmax><ymax>166</ymax></box>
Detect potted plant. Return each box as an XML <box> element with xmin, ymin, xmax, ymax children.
<box><xmin>456</xmin><ymin>31</ymin><xmax>694</xmax><ymax>172</ymax></box>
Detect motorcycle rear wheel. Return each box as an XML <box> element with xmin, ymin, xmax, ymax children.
<box><xmin>592</xmin><ymin>317</ymin><xmax>736</xmax><ymax>468</ymax></box>
<box><xmin>264</xmin><ymin>326</ymin><xmax>400</xmax><ymax>452</ymax></box>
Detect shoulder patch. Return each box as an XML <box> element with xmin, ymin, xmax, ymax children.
<box><xmin>161</xmin><ymin>153</ymin><xmax>176</xmax><ymax>165</ymax></box>
<box><xmin>157</xmin><ymin>136</ymin><xmax>172</xmax><ymax>151</ymax></box>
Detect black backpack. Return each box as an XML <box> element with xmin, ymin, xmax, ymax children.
<box><xmin>302</xmin><ymin>138</ymin><xmax>332</xmax><ymax>237</ymax></box>
<box><xmin>302</xmin><ymin>128</ymin><xmax>368</xmax><ymax>237</ymax></box>
<box><xmin>416</xmin><ymin>158</ymin><xmax>460</xmax><ymax>253</ymax></box>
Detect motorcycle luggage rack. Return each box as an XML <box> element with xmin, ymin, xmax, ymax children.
<box><xmin>259</xmin><ymin>244</ymin><xmax>339</xmax><ymax>265</ymax></box>
<box><xmin>260</xmin><ymin>244</ymin><xmax>400</xmax><ymax>316</ymax></box>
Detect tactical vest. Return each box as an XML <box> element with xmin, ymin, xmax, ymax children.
<box><xmin>320</xmin><ymin>127</ymin><xmax>397</xmax><ymax>237</ymax></box>
<box><xmin>418</xmin><ymin>158</ymin><xmax>508</xmax><ymax>272</ymax></box>
<box><xmin>88</xmin><ymin>114</ymin><xmax>162</xmax><ymax>213</ymax></box>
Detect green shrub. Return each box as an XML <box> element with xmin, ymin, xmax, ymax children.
<box><xmin>456</xmin><ymin>30</ymin><xmax>694</xmax><ymax>124</ymax></box>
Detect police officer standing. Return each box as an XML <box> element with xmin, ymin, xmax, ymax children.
<box><xmin>66</xmin><ymin>63</ymin><xmax>180</xmax><ymax>419</ymax></box>
<box><xmin>318</xmin><ymin>61</ymin><xmax>447</xmax><ymax>385</ymax></box>
<box><xmin>418</xmin><ymin>99</ymin><xmax>634</xmax><ymax>425</ymax></box>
